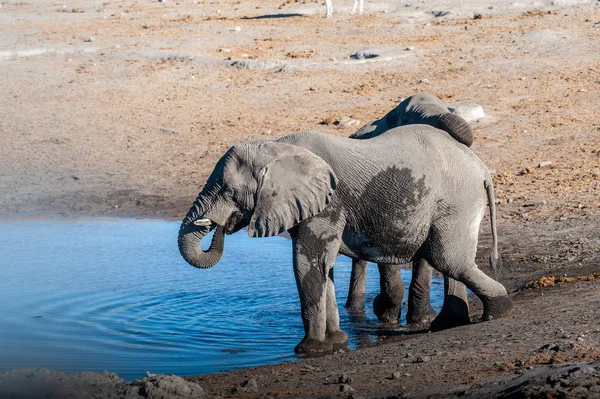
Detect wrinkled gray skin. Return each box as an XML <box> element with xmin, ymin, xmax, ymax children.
<box><xmin>345</xmin><ymin>93</ymin><xmax>479</xmax><ymax>328</ymax></box>
<box><xmin>178</xmin><ymin>127</ymin><xmax>512</xmax><ymax>354</ymax></box>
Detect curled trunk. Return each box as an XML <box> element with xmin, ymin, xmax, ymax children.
<box><xmin>438</xmin><ymin>113</ymin><xmax>474</xmax><ymax>147</ymax></box>
<box><xmin>178</xmin><ymin>224</ymin><xmax>225</xmax><ymax>269</ymax></box>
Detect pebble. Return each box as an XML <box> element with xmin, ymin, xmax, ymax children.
<box><xmin>415</xmin><ymin>356</ymin><xmax>431</xmax><ymax>363</ymax></box>
<box><xmin>392</xmin><ymin>371</ymin><xmax>402</xmax><ymax>379</ymax></box>
<box><xmin>219</xmin><ymin>48</ymin><xmax>231</xmax><ymax>53</ymax></box>
<box><xmin>338</xmin><ymin>116</ymin><xmax>360</xmax><ymax>127</ymax></box>
<box><xmin>419</xmin><ymin>78</ymin><xmax>429</xmax><ymax>84</ymax></box>
<box><xmin>339</xmin><ymin>374</ymin><xmax>353</xmax><ymax>384</ymax></box>
<box><xmin>85</xmin><ymin>37</ymin><xmax>95</xmax><ymax>42</ymax></box>
<box><xmin>233</xmin><ymin>26</ymin><xmax>241</xmax><ymax>32</ymax></box>
<box><xmin>532</xmin><ymin>200</ymin><xmax>547</xmax><ymax>206</ymax></box>
<box><xmin>350</xmin><ymin>51</ymin><xmax>379</xmax><ymax>60</ymax></box>
<box><xmin>405</xmin><ymin>46</ymin><xmax>415</xmax><ymax>51</ymax></box>
<box><xmin>538</xmin><ymin>160</ymin><xmax>552</xmax><ymax>168</ymax></box>
<box><xmin>340</xmin><ymin>384</ymin><xmax>355</xmax><ymax>392</ymax></box>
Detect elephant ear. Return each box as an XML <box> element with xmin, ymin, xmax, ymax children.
<box><xmin>351</xmin><ymin>108</ymin><xmax>398</xmax><ymax>140</ymax></box>
<box><xmin>248</xmin><ymin>145</ymin><xmax>338</xmax><ymax>238</ymax></box>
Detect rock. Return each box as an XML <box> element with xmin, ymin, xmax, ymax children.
<box><xmin>0</xmin><ymin>369</ymin><xmax>209</xmax><ymax>399</ymax></box>
<box><xmin>419</xmin><ymin>78</ymin><xmax>429</xmax><ymax>84</ymax></box>
<box><xmin>230</xmin><ymin>60</ymin><xmax>287</xmax><ymax>72</ymax></box>
<box><xmin>532</xmin><ymin>200</ymin><xmax>547</xmax><ymax>206</ymax></box>
<box><xmin>392</xmin><ymin>371</ymin><xmax>402</xmax><ymax>379</ymax></box>
<box><xmin>233</xmin><ymin>26</ymin><xmax>241</xmax><ymax>32</ymax></box>
<box><xmin>473</xmin><ymin>12</ymin><xmax>483</xmax><ymax>19</ymax></box>
<box><xmin>447</xmin><ymin>101</ymin><xmax>486</xmax><ymax>122</ymax></box>
<box><xmin>340</xmin><ymin>384</ymin><xmax>355</xmax><ymax>392</ymax></box>
<box><xmin>350</xmin><ymin>51</ymin><xmax>379</xmax><ymax>60</ymax></box>
<box><xmin>415</xmin><ymin>356</ymin><xmax>431</xmax><ymax>363</ymax></box>
<box><xmin>538</xmin><ymin>160</ymin><xmax>552</xmax><ymax>168</ymax></box>
<box><xmin>85</xmin><ymin>37</ymin><xmax>95</xmax><ymax>42</ymax></box>
<box><xmin>432</xmin><ymin>10</ymin><xmax>450</xmax><ymax>17</ymax></box>
<box><xmin>339</xmin><ymin>374</ymin><xmax>353</xmax><ymax>383</ymax></box>
<box><xmin>236</xmin><ymin>378</ymin><xmax>258</xmax><ymax>393</ymax></box>
<box><xmin>338</xmin><ymin>116</ymin><xmax>360</xmax><ymax>127</ymax></box>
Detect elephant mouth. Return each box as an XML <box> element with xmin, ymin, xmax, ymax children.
<box><xmin>194</xmin><ymin>211</ymin><xmax>246</xmax><ymax>235</ymax></box>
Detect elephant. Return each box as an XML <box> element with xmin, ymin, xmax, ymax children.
<box><xmin>177</xmin><ymin>126</ymin><xmax>513</xmax><ymax>354</ymax></box>
<box><xmin>345</xmin><ymin>93</ymin><xmax>479</xmax><ymax>329</ymax></box>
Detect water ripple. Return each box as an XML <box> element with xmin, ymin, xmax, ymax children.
<box><xmin>0</xmin><ymin>218</ymin><xmax>444</xmax><ymax>380</ymax></box>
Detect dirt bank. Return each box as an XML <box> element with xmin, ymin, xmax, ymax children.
<box><xmin>0</xmin><ymin>0</ymin><xmax>599</xmax><ymax>397</ymax></box>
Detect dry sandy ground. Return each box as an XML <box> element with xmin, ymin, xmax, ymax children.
<box><xmin>1</xmin><ymin>0</ymin><xmax>599</xmax><ymax>397</ymax></box>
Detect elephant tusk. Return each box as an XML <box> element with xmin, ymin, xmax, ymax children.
<box><xmin>193</xmin><ymin>218</ymin><xmax>213</xmax><ymax>226</ymax></box>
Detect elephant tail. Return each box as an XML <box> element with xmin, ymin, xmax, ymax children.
<box><xmin>485</xmin><ymin>177</ymin><xmax>502</xmax><ymax>280</ymax></box>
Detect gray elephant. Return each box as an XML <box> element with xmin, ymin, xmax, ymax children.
<box><xmin>178</xmin><ymin>126</ymin><xmax>512</xmax><ymax>353</ymax></box>
<box><xmin>345</xmin><ymin>93</ymin><xmax>479</xmax><ymax>329</ymax></box>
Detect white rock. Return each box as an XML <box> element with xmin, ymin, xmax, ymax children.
<box><xmin>538</xmin><ymin>160</ymin><xmax>552</xmax><ymax>168</ymax></box>
<box><xmin>448</xmin><ymin>101</ymin><xmax>486</xmax><ymax>122</ymax></box>
<box><xmin>338</xmin><ymin>116</ymin><xmax>360</xmax><ymax>127</ymax></box>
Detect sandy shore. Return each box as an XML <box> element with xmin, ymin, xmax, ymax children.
<box><xmin>1</xmin><ymin>0</ymin><xmax>599</xmax><ymax>397</ymax></box>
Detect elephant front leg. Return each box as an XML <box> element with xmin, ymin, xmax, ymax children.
<box><xmin>291</xmin><ymin>228</ymin><xmax>343</xmax><ymax>354</ymax></box>
<box><xmin>326</xmin><ymin>267</ymin><xmax>348</xmax><ymax>348</ymax></box>
<box><xmin>345</xmin><ymin>259</ymin><xmax>368</xmax><ymax>313</ymax></box>
<box><xmin>406</xmin><ymin>257</ymin><xmax>437</xmax><ymax>327</ymax></box>
<box><xmin>373</xmin><ymin>263</ymin><xmax>404</xmax><ymax>323</ymax></box>
<box><xmin>429</xmin><ymin>276</ymin><xmax>471</xmax><ymax>332</ymax></box>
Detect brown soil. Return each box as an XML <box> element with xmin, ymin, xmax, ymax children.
<box><xmin>1</xmin><ymin>0</ymin><xmax>599</xmax><ymax>397</ymax></box>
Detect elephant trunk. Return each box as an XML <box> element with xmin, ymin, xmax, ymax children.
<box><xmin>438</xmin><ymin>113</ymin><xmax>474</xmax><ymax>147</ymax></box>
<box><xmin>178</xmin><ymin>222</ymin><xmax>225</xmax><ymax>269</ymax></box>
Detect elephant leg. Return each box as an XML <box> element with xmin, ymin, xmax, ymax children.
<box><xmin>326</xmin><ymin>267</ymin><xmax>348</xmax><ymax>347</ymax></box>
<box><xmin>373</xmin><ymin>263</ymin><xmax>404</xmax><ymax>323</ymax></box>
<box><xmin>429</xmin><ymin>276</ymin><xmax>470</xmax><ymax>332</ymax></box>
<box><xmin>406</xmin><ymin>257</ymin><xmax>437</xmax><ymax>326</ymax></box>
<box><xmin>291</xmin><ymin>224</ymin><xmax>343</xmax><ymax>354</ymax></box>
<box><xmin>427</xmin><ymin>222</ymin><xmax>513</xmax><ymax>330</ymax></box>
<box><xmin>345</xmin><ymin>259</ymin><xmax>368</xmax><ymax>313</ymax></box>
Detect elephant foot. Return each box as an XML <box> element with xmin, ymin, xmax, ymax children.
<box><xmin>327</xmin><ymin>330</ymin><xmax>349</xmax><ymax>349</ymax></box>
<box><xmin>344</xmin><ymin>294</ymin><xmax>366</xmax><ymax>314</ymax></box>
<box><xmin>482</xmin><ymin>295</ymin><xmax>514</xmax><ymax>321</ymax></box>
<box><xmin>406</xmin><ymin>305</ymin><xmax>437</xmax><ymax>328</ymax></box>
<box><xmin>429</xmin><ymin>296</ymin><xmax>471</xmax><ymax>332</ymax></box>
<box><xmin>373</xmin><ymin>294</ymin><xmax>400</xmax><ymax>324</ymax></box>
<box><xmin>294</xmin><ymin>338</ymin><xmax>332</xmax><ymax>354</ymax></box>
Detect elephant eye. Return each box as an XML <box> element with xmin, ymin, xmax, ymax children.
<box><xmin>224</xmin><ymin>186</ymin><xmax>235</xmax><ymax>197</ymax></box>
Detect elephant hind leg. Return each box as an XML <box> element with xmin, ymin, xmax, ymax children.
<box><xmin>426</xmin><ymin>223</ymin><xmax>513</xmax><ymax>327</ymax></box>
<box><xmin>429</xmin><ymin>276</ymin><xmax>471</xmax><ymax>332</ymax></box>
<box><xmin>406</xmin><ymin>257</ymin><xmax>437</xmax><ymax>327</ymax></box>
<box><xmin>372</xmin><ymin>263</ymin><xmax>404</xmax><ymax>323</ymax></box>
<box><xmin>345</xmin><ymin>259</ymin><xmax>368</xmax><ymax>313</ymax></box>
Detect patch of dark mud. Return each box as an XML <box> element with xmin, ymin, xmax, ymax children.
<box><xmin>0</xmin><ymin>369</ymin><xmax>210</xmax><ymax>399</ymax></box>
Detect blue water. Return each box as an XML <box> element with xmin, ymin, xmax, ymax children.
<box><xmin>0</xmin><ymin>218</ymin><xmax>443</xmax><ymax>381</ymax></box>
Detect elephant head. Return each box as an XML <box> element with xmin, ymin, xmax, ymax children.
<box><xmin>178</xmin><ymin>142</ymin><xmax>338</xmax><ymax>269</ymax></box>
<box><xmin>351</xmin><ymin>93</ymin><xmax>474</xmax><ymax>147</ymax></box>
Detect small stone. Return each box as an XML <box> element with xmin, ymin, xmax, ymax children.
<box><xmin>419</xmin><ymin>78</ymin><xmax>429</xmax><ymax>84</ymax></box>
<box><xmin>507</xmin><ymin>198</ymin><xmax>513</xmax><ymax>203</ymax></box>
<box><xmin>473</xmin><ymin>12</ymin><xmax>483</xmax><ymax>19</ymax></box>
<box><xmin>338</xmin><ymin>116</ymin><xmax>360</xmax><ymax>127</ymax></box>
<box><xmin>415</xmin><ymin>356</ymin><xmax>431</xmax><ymax>363</ymax></box>
<box><xmin>532</xmin><ymin>200</ymin><xmax>547</xmax><ymax>206</ymax></box>
<box><xmin>340</xmin><ymin>384</ymin><xmax>355</xmax><ymax>392</ymax></box>
<box><xmin>219</xmin><ymin>48</ymin><xmax>231</xmax><ymax>53</ymax></box>
<box><xmin>238</xmin><ymin>378</ymin><xmax>258</xmax><ymax>393</ymax></box>
<box><xmin>233</xmin><ymin>26</ymin><xmax>241</xmax><ymax>31</ymax></box>
<box><xmin>538</xmin><ymin>160</ymin><xmax>552</xmax><ymax>168</ymax></box>
<box><xmin>338</xmin><ymin>374</ymin><xmax>352</xmax><ymax>383</ymax></box>
<box><xmin>392</xmin><ymin>371</ymin><xmax>402</xmax><ymax>379</ymax></box>
<box><xmin>85</xmin><ymin>37</ymin><xmax>95</xmax><ymax>42</ymax></box>
<box><xmin>158</xmin><ymin>0</ymin><xmax>166</xmax><ymax>2</ymax></box>
<box><xmin>405</xmin><ymin>46</ymin><xmax>415</xmax><ymax>51</ymax></box>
